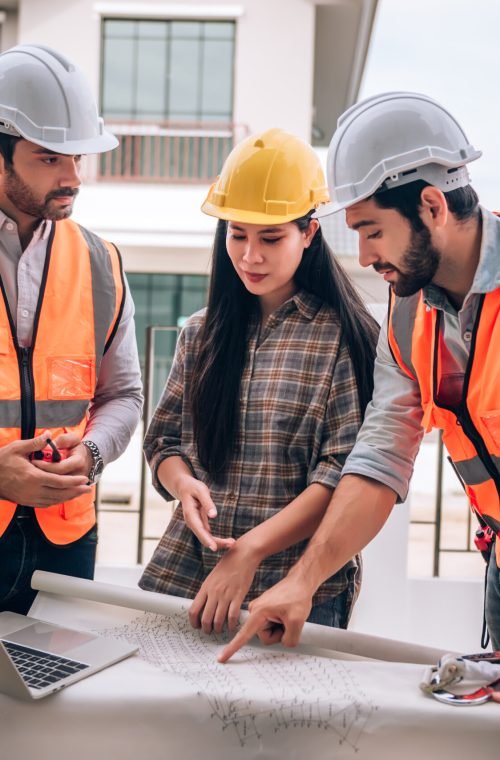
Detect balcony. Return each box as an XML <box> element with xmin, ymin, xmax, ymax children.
<box><xmin>97</xmin><ymin>121</ymin><xmax>249</xmax><ymax>184</ymax></box>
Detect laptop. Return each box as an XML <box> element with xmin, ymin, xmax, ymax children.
<box><xmin>0</xmin><ymin>611</ymin><xmax>138</xmax><ymax>700</ymax></box>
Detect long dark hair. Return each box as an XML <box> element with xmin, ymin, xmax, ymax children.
<box><xmin>190</xmin><ymin>214</ymin><xmax>379</xmax><ymax>476</ymax></box>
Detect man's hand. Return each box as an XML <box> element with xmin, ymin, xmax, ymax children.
<box><xmin>218</xmin><ymin>576</ymin><xmax>314</xmax><ymax>663</ymax></box>
<box><xmin>189</xmin><ymin>544</ymin><xmax>259</xmax><ymax>634</ymax></box>
<box><xmin>178</xmin><ymin>475</ymin><xmax>235</xmax><ymax>552</ymax></box>
<box><xmin>0</xmin><ymin>432</ymin><xmax>92</xmax><ymax>507</ymax></box>
<box><xmin>32</xmin><ymin>432</ymin><xmax>93</xmax><ymax>478</ymax></box>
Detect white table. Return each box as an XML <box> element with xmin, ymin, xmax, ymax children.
<box><xmin>0</xmin><ymin>573</ymin><xmax>497</xmax><ymax>760</ymax></box>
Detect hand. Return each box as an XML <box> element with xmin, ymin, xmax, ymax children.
<box><xmin>32</xmin><ymin>432</ymin><xmax>93</xmax><ymax>478</ymax></box>
<box><xmin>217</xmin><ymin>575</ymin><xmax>313</xmax><ymax>663</ymax></box>
<box><xmin>0</xmin><ymin>432</ymin><xmax>92</xmax><ymax>507</ymax></box>
<box><xmin>177</xmin><ymin>475</ymin><xmax>235</xmax><ymax>552</ymax></box>
<box><xmin>189</xmin><ymin>544</ymin><xmax>259</xmax><ymax>634</ymax></box>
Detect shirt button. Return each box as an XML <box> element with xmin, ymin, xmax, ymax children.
<box><xmin>463</xmin><ymin>330</ymin><xmax>472</xmax><ymax>342</ymax></box>
<box><xmin>21</xmin><ymin>309</ymin><xmax>29</xmax><ymax>317</ymax></box>
<box><xmin>5</xmin><ymin>222</ymin><xmax>15</xmax><ymax>232</ymax></box>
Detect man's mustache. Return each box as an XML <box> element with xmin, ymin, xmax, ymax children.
<box><xmin>47</xmin><ymin>188</ymin><xmax>79</xmax><ymax>200</ymax></box>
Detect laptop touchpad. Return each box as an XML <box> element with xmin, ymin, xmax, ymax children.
<box><xmin>4</xmin><ymin>622</ymin><xmax>96</xmax><ymax>655</ymax></box>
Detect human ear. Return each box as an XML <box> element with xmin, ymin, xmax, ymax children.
<box><xmin>304</xmin><ymin>218</ymin><xmax>320</xmax><ymax>247</ymax></box>
<box><xmin>419</xmin><ymin>186</ymin><xmax>448</xmax><ymax>228</ymax></box>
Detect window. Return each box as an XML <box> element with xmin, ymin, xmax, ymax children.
<box><xmin>128</xmin><ymin>272</ymin><xmax>208</xmax><ymax>407</ymax></box>
<box><xmin>101</xmin><ymin>19</ymin><xmax>235</xmax><ymax>122</ymax></box>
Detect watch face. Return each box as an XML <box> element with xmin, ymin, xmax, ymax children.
<box><xmin>89</xmin><ymin>461</ymin><xmax>104</xmax><ymax>484</ymax></box>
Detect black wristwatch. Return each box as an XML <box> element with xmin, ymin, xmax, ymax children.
<box><xmin>82</xmin><ymin>440</ymin><xmax>104</xmax><ymax>484</ymax></box>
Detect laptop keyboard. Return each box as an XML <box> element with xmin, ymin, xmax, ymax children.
<box><xmin>2</xmin><ymin>640</ymin><xmax>89</xmax><ymax>690</ymax></box>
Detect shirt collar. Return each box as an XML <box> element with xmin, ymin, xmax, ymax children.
<box><xmin>423</xmin><ymin>206</ymin><xmax>500</xmax><ymax>312</ymax></box>
<box><xmin>290</xmin><ymin>290</ymin><xmax>322</xmax><ymax>320</ymax></box>
<box><xmin>468</xmin><ymin>206</ymin><xmax>500</xmax><ymax>294</ymax></box>
<box><xmin>0</xmin><ymin>208</ymin><xmax>52</xmax><ymax>242</ymax></box>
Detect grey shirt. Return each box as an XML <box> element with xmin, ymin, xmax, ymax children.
<box><xmin>0</xmin><ymin>210</ymin><xmax>143</xmax><ymax>465</ymax></box>
<box><xmin>342</xmin><ymin>206</ymin><xmax>500</xmax><ymax>500</ymax></box>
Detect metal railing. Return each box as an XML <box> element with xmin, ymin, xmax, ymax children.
<box><xmin>98</xmin><ymin>121</ymin><xmax>248</xmax><ymax>184</ymax></box>
<box><xmin>410</xmin><ymin>431</ymin><xmax>477</xmax><ymax>577</ymax></box>
<box><xmin>137</xmin><ymin>325</ymin><xmax>180</xmax><ymax>563</ymax></box>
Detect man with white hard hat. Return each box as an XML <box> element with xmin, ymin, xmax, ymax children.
<box><xmin>0</xmin><ymin>45</ymin><xmax>142</xmax><ymax>613</ymax></box>
<box><xmin>220</xmin><ymin>92</ymin><xmax>500</xmax><ymax>662</ymax></box>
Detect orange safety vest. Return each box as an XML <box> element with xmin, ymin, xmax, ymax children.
<box><xmin>0</xmin><ymin>219</ymin><xmax>124</xmax><ymax>544</ymax></box>
<box><xmin>387</xmin><ymin>287</ymin><xmax>500</xmax><ymax>563</ymax></box>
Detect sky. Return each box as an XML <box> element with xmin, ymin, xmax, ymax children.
<box><xmin>360</xmin><ymin>0</ymin><xmax>500</xmax><ymax>210</ymax></box>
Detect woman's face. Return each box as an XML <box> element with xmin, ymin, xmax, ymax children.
<box><xmin>226</xmin><ymin>219</ymin><xmax>318</xmax><ymax>312</ymax></box>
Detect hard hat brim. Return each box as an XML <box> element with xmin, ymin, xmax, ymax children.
<box><xmin>12</xmin><ymin>127</ymin><xmax>119</xmax><ymax>155</ymax></box>
<box><xmin>312</xmin><ymin>201</ymin><xmax>344</xmax><ymax>218</ymax></box>
<box><xmin>202</xmin><ymin>200</ymin><xmax>326</xmax><ymax>225</ymax></box>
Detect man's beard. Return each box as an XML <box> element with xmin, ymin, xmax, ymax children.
<box><xmin>4</xmin><ymin>166</ymin><xmax>78</xmax><ymax>220</ymax></box>
<box><xmin>375</xmin><ymin>224</ymin><xmax>440</xmax><ymax>297</ymax></box>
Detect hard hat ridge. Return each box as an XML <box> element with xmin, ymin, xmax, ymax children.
<box><xmin>316</xmin><ymin>91</ymin><xmax>482</xmax><ymax>217</ymax></box>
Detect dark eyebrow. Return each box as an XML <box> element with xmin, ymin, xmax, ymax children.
<box><xmin>229</xmin><ymin>224</ymin><xmax>285</xmax><ymax>234</ymax></box>
<box><xmin>31</xmin><ymin>147</ymin><xmax>60</xmax><ymax>156</ymax></box>
<box><xmin>349</xmin><ymin>219</ymin><xmax>379</xmax><ymax>231</ymax></box>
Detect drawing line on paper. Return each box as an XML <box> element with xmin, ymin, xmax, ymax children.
<box><xmin>101</xmin><ymin>610</ymin><xmax>377</xmax><ymax>750</ymax></box>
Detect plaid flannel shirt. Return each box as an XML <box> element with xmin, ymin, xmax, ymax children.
<box><xmin>140</xmin><ymin>290</ymin><xmax>363</xmax><ymax>611</ymax></box>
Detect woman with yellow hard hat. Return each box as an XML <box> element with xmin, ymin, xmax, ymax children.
<box><xmin>139</xmin><ymin>129</ymin><xmax>379</xmax><ymax>633</ymax></box>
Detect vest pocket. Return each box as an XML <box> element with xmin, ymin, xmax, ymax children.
<box><xmin>48</xmin><ymin>357</ymin><xmax>95</xmax><ymax>399</ymax></box>
<box><xmin>480</xmin><ymin>411</ymin><xmax>500</xmax><ymax>449</ymax></box>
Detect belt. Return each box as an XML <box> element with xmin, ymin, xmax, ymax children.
<box><xmin>15</xmin><ymin>505</ymin><xmax>34</xmax><ymax>519</ymax></box>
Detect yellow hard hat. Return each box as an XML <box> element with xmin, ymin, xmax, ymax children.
<box><xmin>201</xmin><ymin>128</ymin><xmax>329</xmax><ymax>224</ymax></box>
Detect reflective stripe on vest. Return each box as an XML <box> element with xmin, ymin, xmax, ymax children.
<box><xmin>0</xmin><ymin>219</ymin><xmax>124</xmax><ymax>544</ymax></box>
<box><xmin>387</xmin><ymin>288</ymin><xmax>500</xmax><ymax>555</ymax></box>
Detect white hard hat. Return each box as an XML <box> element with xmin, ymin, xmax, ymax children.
<box><xmin>0</xmin><ymin>44</ymin><xmax>118</xmax><ymax>154</ymax></box>
<box><xmin>316</xmin><ymin>91</ymin><xmax>482</xmax><ymax>217</ymax></box>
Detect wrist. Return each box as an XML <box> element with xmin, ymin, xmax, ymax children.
<box><xmin>235</xmin><ymin>533</ymin><xmax>267</xmax><ymax>566</ymax></box>
<box><xmin>172</xmin><ymin>471</ymin><xmax>198</xmax><ymax>501</ymax></box>
<box><xmin>286</xmin><ymin>556</ymin><xmax>322</xmax><ymax>598</ymax></box>
<box><xmin>82</xmin><ymin>440</ymin><xmax>104</xmax><ymax>484</ymax></box>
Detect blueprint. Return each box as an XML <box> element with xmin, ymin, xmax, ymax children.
<box><xmin>101</xmin><ymin>609</ymin><xmax>376</xmax><ymax>750</ymax></box>
<box><xmin>23</xmin><ymin>572</ymin><xmax>499</xmax><ymax>760</ymax></box>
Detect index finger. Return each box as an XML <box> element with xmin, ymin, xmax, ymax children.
<box><xmin>217</xmin><ymin>612</ymin><xmax>268</xmax><ymax>663</ymax></box>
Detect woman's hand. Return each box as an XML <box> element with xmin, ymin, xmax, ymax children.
<box><xmin>189</xmin><ymin>543</ymin><xmax>260</xmax><ymax>634</ymax></box>
<box><xmin>177</xmin><ymin>474</ymin><xmax>235</xmax><ymax>552</ymax></box>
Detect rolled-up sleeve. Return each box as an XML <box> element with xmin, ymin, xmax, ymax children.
<box><xmin>342</xmin><ymin>318</ymin><xmax>424</xmax><ymax>501</ymax></box>
<box><xmin>308</xmin><ymin>340</ymin><xmax>363</xmax><ymax>490</ymax></box>
<box><xmin>143</xmin><ymin>328</ymin><xmax>188</xmax><ymax>501</ymax></box>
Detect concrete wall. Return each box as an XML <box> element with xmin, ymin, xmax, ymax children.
<box><xmin>233</xmin><ymin>0</ymin><xmax>315</xmax><ymax>139</ymax></box>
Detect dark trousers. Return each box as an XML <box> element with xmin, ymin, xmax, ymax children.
<box><xmin>485</xmin><ymin>543</ymin><xmax>500</xmax><ymax>650</ymax></box>
<box><xmin>0</xmin><ymin>512</ymin><xmax>97</xmax><ymax>615</ymax></box>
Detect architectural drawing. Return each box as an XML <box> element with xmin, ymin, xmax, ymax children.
<box><xmin>103</xmin><ymin>610</ymin><xmax>376</xmax><ymax>750</ymax></box>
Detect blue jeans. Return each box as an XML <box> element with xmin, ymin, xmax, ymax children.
<box><xmin>0</xmin><ymin>512</ymin><xmax>97</xmax><ymax>615</ymax></box>
<box><xmin>307</xmin><ymin>588</ymin><xmax>349</xmax><ymax>629</ymax></box>
<box><xmin>485</xmin><ymin>544</ymin><xmax>500</xmax><ymax>650</ymax></box>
